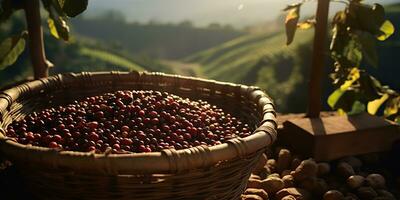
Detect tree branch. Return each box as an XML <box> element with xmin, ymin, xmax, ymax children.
<box><xmin>24</xmin><ymin>0</ymin><xmax>49</xmax><ymax>79</ymax></box>
<box><xmin>307</xmin><ymin>0</ymin><xmax>330</xmax><ymax>117</ymax></box>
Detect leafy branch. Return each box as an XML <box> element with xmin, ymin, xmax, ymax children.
<box><xmin>284</xmin><ymin>0</ymin><xmax>399</xmax><ymax>123</ymax></box>
<box><xmin>0</xmin><ymin>0</ymin><xmax>88</xmax><ymax>78</ymax></box>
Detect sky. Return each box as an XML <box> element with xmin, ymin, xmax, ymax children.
<box><xmin>85</xmin><ymin>0</ymin><xmax>399</xmax><ymax>28</ymax></box>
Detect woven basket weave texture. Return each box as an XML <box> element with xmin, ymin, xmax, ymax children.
<box><xmin>0</xmin><ymin>71</ymin><xmax>277</xmax><ymax>200</ymax></box>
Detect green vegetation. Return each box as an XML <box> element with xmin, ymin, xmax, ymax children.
<box><xmin>79</xmin><ymin>47</ymin><xmax>142</xmax><ymax>71</ymax></box>
<box><xmin>1</xmin><ymin>1</ymin><xmax>399</xmax><ymax>115</ymax></box>
<box><xmin>184</xmin><ymin>30</ymin><xmax>313</xmax><ymax>112</ymax></box>
<box><xmin>283</xmin><ymin>1</ymin><xmax>399</xmax><ymax>120</ymax></box>
<box><xmin>0</xmin><ymin>0</ymin><xmax>89</xmax><ymax>80</ymax></box>
<box><xmin>71</xmin><ymin>17</ymin><xmax>244</xmax><ymax>59</ymax></box>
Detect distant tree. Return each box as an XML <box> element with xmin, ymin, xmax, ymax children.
<box><xmin>208</xmin><ymin>22</ymin><xmax>221</xmax><ymax>29</ymax></box>
<box><xmin>179</xmin><ymin>20</ymin><xmax>193</xmax><ymax>28</ymax></box>
<box><xmin>98</xmin><ymin>10</ymin><xmax>126</xmax><ymax>23</ymax></box>
<box><xmin>222</xmin><ymin>24</ymin><xmax>234</xmax><ymax>31</ymax></box>
<box><xmin>148</xmin><ymin>19</ymin><xmax>161</xmax><ymax>26</ymax></box>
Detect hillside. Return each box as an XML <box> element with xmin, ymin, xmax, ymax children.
<box><xmin>78</xmin><ymin>47</ymin><xmax>142</xmax><ymax>71</ymax></box>
<box><xmin>0</xmin><ymin>35</ymin><xmax>147</xmax><ymax>88</ymax></box>
<box><xmin>70</xmin><ymin>17</ymin><xmax>244</xmax><ymax>59</ymax></box>
<box><xmin>0</xmin><ymin>16</ymin><xmax>146</xmax><ymax>88</ymax></box>
<box><xmin>183</xmin><ymin>30</ymin><xmax>314</xmax><ymax>112</ymax></box>
<box><xmin>1</xmin><ymin>3</ymin><xmax>398</xmax><ymax>113</ymax></box>
<box><xmin>45</xmin><ymin>32</ymin><xmax>147</xmax><ymax>71</ymax></box>
<box><xmin>185</xmin><ymin>31</ymin><xmax>312</xmax><ymax>81</ymax></box>
<box><xmin>182</xmin><ymin>3</ymin><xmax>400</xmax><ymax>112</ymax></box>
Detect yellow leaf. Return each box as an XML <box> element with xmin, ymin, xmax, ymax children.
<box><xmin>337</xmin><ymin>109</ymin><xmax>346</xmax><ymax>116</ymax></box>
<box><xmin>47</xmin><ymin>16</ymin><xmax>69</xmax><ymax>41</ymax></box>
<box><xmin>48</xmin><ymin>18</ymin><xmax>59</xmax><ymax>39</ymax></box>
<box><xmin>328</xmin><ymin>68</ymin><xmax>360</xmax><ymax>108</ymax></box>
<box><xmin>328</xmin><ymin>89</ymin><xmax>345</xmax><ymax>108</ymax></box>
<box><xmin>367</xmin><ymin>93</ymin><xmax>389</xmax><ymax>115</ymax></box>
<box><xmin>285</xmin><ymin>7</ymin><xmax>299</xmax><ymax>23</ymax></box>
<box><xmin>377</xmin><ymin>20</ymin><xmax>395</xmax><ymax>41</ymax></box>
<box><xmin>384</xmin><ymin>105</ymin><xmax>398</xmax><ymax>117</ymax></box>
<box><xmin>285</xmin><ymin>6</ymin><xmax>300</xmax><ymax>45</ymax></box>
<box><xmin>297</xmin><ymin>19</ymin><xmax>315</xmax><ymax>30</ymax></box>
<box><xmin>340</xmin><ymin>68</ymin><xmax>360</xmax><ymax>90</ymax></box>
<box><xmin>384</xmin><ymin>97</ymin><xmax>399</xmax><ymax>117</ymax></box>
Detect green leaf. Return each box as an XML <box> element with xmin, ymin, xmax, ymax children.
<box><xmin>348</xmin><ymin>101</ymin><xmax>366</xmax><ymax>115</ymax></box>
<box><xmin>351</xmin><ymin>3</ymin><xmax>382</xmax><ymax>33</ymax></box>
<box><xmin>367</xmin><ymin>93</ymin><xmax>389</xmax><ymax>115</ymax></box>
<box><xmin>328</xmin><ymin>89</ymin><xmax>346</xmax><ymax>109</ymax></box>
<box><xmin>0</xmin><ymin>31</ymin><xmax>27</xmax><ymax>70</ymax></box>
<box><xmin>369</xmin><ymin>75</ymin><xmax>382</xmax><ymax>89</ymax></box>
<box><xmin>355</xmin><ymin>31</ymin><xmax>378</xmax><ymax>67</ymax></box>
<box><xmin>395</xmin><ymin>116</ymin><xmax>400</xmax><ymax>124</ymax></box>
<box><xmin>328</xmin><ymin>68</ymin><xmax>360</xmax><ymax>108</ymax></box>
<box><xmin>371</xmin><ymin>3</ymin><xmax>385</xmax><ymax>25</ymax></box>
<box><xmin>48</xmin><ymin>17</ymin><xmax>59</xmax><ymax>39</ymax></box>
<box><xmin>50</xmin><ymin>0</ymin><xmax>66</xmax><ymax>17</ymax></box>
<box><xmin>332</xmin><ymin>89</ymin><xmax>359</xmax><ymax>112</ymax></box>
<box><xmin>384</xmin><ymin>96</ymin><xmax>399</xmax><ymax>117</ymax></box>
<box><xmin>376</xmin><ymin>20</ymin><xmax>395</xmax><ymax>41</ymax></box>
<box><xmin>47</xmin><ymin>16</ymin><xmax>69</xmax><ymax>41</ymax></box>
<box><xmin>61</xmin><ymin>0</ymin><xmax>88</xmax><ymax>17</ymax></box>
<box><xmin>285</xmin><ymin>6</ymin><xmax>300</xmax><ymax>45</ymax></box>
<box><xmin>343</xmin><ymin>37</ymin><xmax>363</xmax><ymax>67</ymax></box>
<box><xmin>357</xmin><ymin>74</ymin><xmax>381</xmax><ymax>101</ymax></box>
<box><xmin>350</xmin><ymin>3</ymin><xmax>394</xmax><ymax>40</ymax></box>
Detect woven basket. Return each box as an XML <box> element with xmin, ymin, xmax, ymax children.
<box><xmin>0</xmin><ymin>71</ymin><xmax>277</xmax><ymax>200</ymax></box>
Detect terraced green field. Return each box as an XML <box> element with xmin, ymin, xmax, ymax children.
<box><xmin>185</xmin><ymin>30</ymin><xmax>313</xmax><ymax>84</ymax></box>
<box><xmin>182</xmin><ymin>29</ymin><xmax>314</xmax><ymax>112</ymax></box>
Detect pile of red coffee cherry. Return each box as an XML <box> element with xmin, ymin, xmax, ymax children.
<box><xmin>5</xmin><ymin>90</ymin><xmax>253</xmax><ymax>153</ymax></box>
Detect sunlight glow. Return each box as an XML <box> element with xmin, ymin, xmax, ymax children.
<box><xmin>237</xmin><ymin>3</ymin><xmax>244</xmax><ymax>11</ymax></box>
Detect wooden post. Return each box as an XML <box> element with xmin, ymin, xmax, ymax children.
<box><xmin>24</xmin><ymin>0</ymin><xmax>49</xmax><ymax>79</ymax></box>
<box><xmin>307</xmin><ymin>0</ymin><xmax>330</xmax><ymax>118</ymax></box>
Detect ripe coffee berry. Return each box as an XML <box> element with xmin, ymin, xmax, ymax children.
<box><xmin>6</xmin><ymin>90</ymin><xmax>253</xmax><ymax>153</ymax></box>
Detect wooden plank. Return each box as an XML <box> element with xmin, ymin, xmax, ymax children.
<box><xmin>280</xmin><ymin>113</ymin><xmax>400</xmax><ymax>161</ymax></box>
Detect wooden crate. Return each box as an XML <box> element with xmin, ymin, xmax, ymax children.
<box><xmin>280</xmin><ymin>113</ymin><xmax>400</xmax><ymax>161</ymax></box>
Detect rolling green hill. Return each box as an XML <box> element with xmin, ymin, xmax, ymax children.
<box><xmin>70</xmin><ymin>17</ymin><xmax>244</xmax><ymax>59</ymax></box>
<box><xmin>0</xmin><ymin>14</ymin><xmax>172</xmax><ymax>88</ymax></box>
<box><xmin>1</xmin><ymin>3</ymin><xmax>398</xmax><ymax>113</ymax></box>
<box><xmin>79</xmin><ymin>47</ymin><xmax>143</xmax><ymax>71</ymax></box>
<box><xmin>43</xmin><ymin>34</ymin><xmax>146</xmax><ymax>74</ymax></box>
<box><xmin>182</xmin><ymin>3</ymin><xmax>400</xmax><ymax>112</ymax></box>
<box><xmin>0</xmin><ymin>31</ymin><xmax>147</xmax><ymax>88</ymax></box>
<box><xmin>183</xmin><ymin>30</ymin><xmax>314</xmax><ymax>112</ymax></box>
<box><xmin>185</xmin><ymin>30</ymin><xmax>313</xmax><ymax>82</ymax></box>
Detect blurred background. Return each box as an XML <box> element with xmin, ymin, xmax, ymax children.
<box><xmin>0</xmin><ymin>0</ymin><xmax>398</xmax><ymax>113</ymax></box>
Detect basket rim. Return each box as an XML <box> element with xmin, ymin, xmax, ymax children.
<box><xmin>0</xmin><ymin>71</ymin><xmax>277</xmax><ymax>174</ymax></box>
